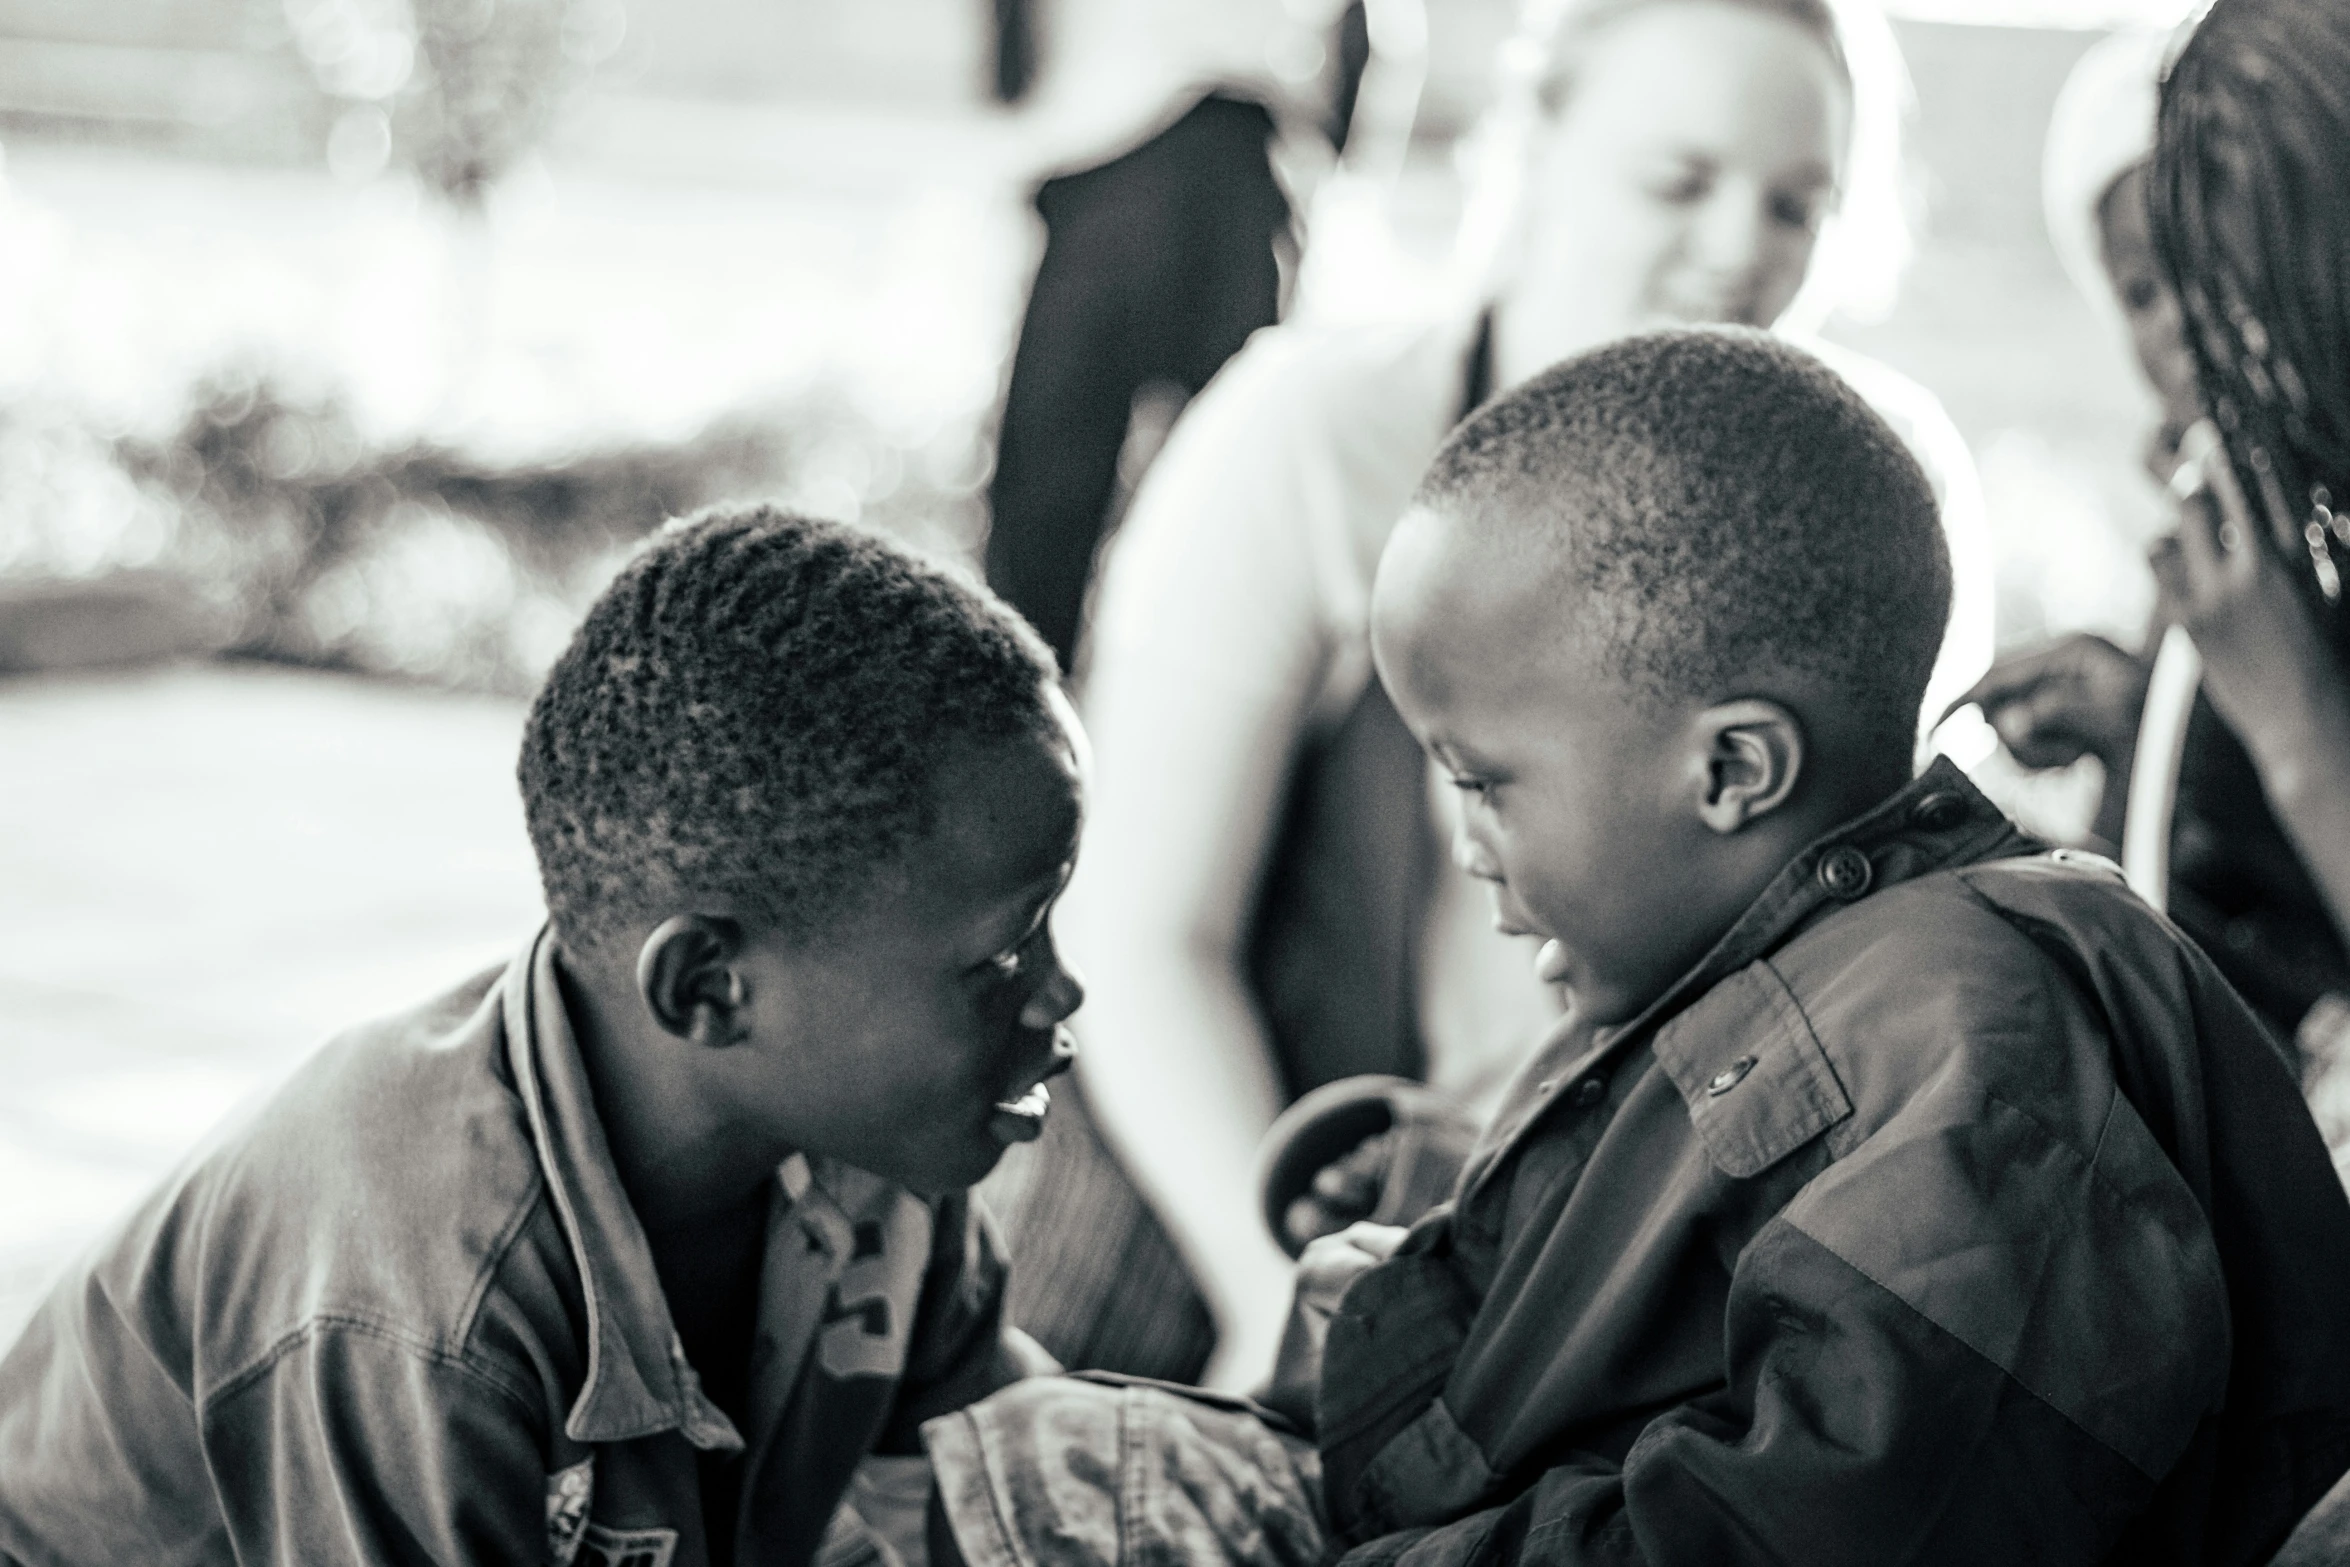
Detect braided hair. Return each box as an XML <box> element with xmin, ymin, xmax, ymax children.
<box><xmin>2150</xmin><ymin>0</ymin><xmax>2350</xmax><ymax>638</ymax></box>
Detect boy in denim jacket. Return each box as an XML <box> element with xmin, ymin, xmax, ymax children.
<box><xmin>0</xmin><ymin>507</ymin><xmax>1085</xmax><ymax>1567</ymax></box>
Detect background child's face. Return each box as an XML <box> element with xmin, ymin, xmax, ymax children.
<box><xmin>1374</xmin><ymin>514</ymin><xmax>1730</xmax><ymax>1027</ymax></box>
<box><xmin>2097</xmin><ymin>161</ymin><xmax>2202</xmax><ymax>477</ymax></box>
<box><xmin>718</xmin><ymin>720</ymin><xmax>1085</xmax><ymax>1195</ymax></box>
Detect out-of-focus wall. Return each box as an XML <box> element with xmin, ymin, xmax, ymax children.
<box><xmin>0</xmin><ymin>0</ymin><xmax>319</xmax><ymax>158</ymax></box>
<box><xmin>1836</xmin><ymin>21</ymin><xmax>2167</xmax><ymax>651</ymax></box>
<box><xmin>613</xmin><ymin>0</ymin><xmax>986</xmax><ymax>106</ymax></box>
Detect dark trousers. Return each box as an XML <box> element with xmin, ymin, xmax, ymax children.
<box><xmin>983</xmin><ymin>92</ymin><xmax>1290</xmax><ymax>670</ymax></box>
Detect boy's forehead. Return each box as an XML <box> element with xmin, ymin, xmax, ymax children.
<box><xmin>1382</xmin><ymin>509</ymin><xmax>1572</xmax><ymax>660</ymax></box>
<box><xmin>932</xmin><ymin>728</ymin><xmax>1082</xmax><ymax>858</ymax></box>
<box><xmin>1382</xmin><ymin>507</ymin><xmax>1514</xmax><ymax>632</ymax></box>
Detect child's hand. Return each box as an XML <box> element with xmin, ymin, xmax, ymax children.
<box><xmin>1258</xmin><ymin>1221</ymin><xmax>1408</xmax><ymax>1430</ymax></box>
<box><xmin>1280</xmin><ymin>1132</ymin><xmax>1398</xmax><ymax>1253</ymax></box>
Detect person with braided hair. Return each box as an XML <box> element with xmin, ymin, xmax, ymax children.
<box><xmin>1960</xmin><ymin>11</ymin><xmax>2350</xmax><ymax>1088</ymax></box>
<box><xmin>2145</xmin><ymin>0</ymin><xmax>2350</xmax><ymax>948</ymax></box>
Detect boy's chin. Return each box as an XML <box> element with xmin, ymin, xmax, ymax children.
<box><xmin>892</xmin><ymin>1134</ymin><xmax>1015</xmax><ymax>1198</ymax></box>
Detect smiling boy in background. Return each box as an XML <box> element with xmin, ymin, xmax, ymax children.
<box><xmin>924</xmin><ymin>330</ymin><xmax>2350</xmax><ymax>1567</ymax></box>
<box><xmin>0</xmin><ymin>506</ymin><xmax>1084</xmax><ymax>1567</ymax></box>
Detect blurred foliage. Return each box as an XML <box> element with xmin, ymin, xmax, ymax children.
<box><xmin>284</xmin><ymin>0</ymin><xmax>625</xmax><ymax>202</ymax></box>
<box><xmin>404</xmin><ymin>0</ymin><xmax>616</xmax><ymax>206</ymax></box>
<box><xmin>0</xmin><ymin>374</ymin><xmax>987</xmax><ymax>693</ymax></box>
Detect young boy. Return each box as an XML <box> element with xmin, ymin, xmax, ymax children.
<box><xmin>923</xmin><ymin>330</ymin><xmax>2350</xmax><ymax>1566</ymax></box>
<box><xmin>0</xmin><ymin>507</ymin><xmax>1085</xmax><ymax>1567</ymax></box>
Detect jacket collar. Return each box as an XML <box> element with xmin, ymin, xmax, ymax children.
<box><xmin>501</xmin><ymin>927</ymin><xmax>745</xmax><ymax>1451</ymax></box>
<box><xmin>1464</xmin><ymin>759</ymin><xmax>2034</xmax><ymax>1200</ymax></box>
<box><xmin>1609</xmin><ymin>757</ymin><xmax>2031</xmax><ymax>1045</ymax></box>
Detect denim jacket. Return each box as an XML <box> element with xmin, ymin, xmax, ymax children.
<box><xmin>1316</xmin><ymin>761</ymin><xmax>2350</xmax><ymax>1567</ymax></box>
<box><xmin>0</xmin><ymin>929</ymin><xmax>1013</xmax><ymax>1567</ymax></box>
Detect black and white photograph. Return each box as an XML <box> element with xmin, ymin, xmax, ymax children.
<box><xmin>4</xmin><ymin>0</ymin><xmax>2350</xmax><ymax>1562</ymax></box>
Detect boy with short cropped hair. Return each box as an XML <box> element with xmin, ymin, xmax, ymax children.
<box><xmin>923</xmin><ymin>329</ymin><xmax>2350</xmax><ymax>1566</ymax></box>
<box><xmin>0</xmin><ymin>506</ymin><xmax>1085</xmax><ymax>1566</ymax></box>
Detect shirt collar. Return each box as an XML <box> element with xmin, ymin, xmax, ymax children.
<box><xmin>1465</xmin><ymin>759</ymin><xmax>2034</xmax><ymax>1197</ymax></box>
<box><xmin>501</xmin><ymin>927</ymin><xmax>745</xmax><ymax>1451</ymax></box>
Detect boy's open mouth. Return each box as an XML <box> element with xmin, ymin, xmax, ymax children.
<box><xmin>990</xmin><ymin>1082</ymin><xmax>1054</xmax><ymax>1145</ymax></box>
<box><xmin>989</xmin><ymin>1030</ymin><xmax>1077</xmax><ymax>1146</ymax></box>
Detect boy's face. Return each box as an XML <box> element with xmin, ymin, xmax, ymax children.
<box><xmin>1374</xmin><ymin>509</ymin><xmax>1728</xmax><ymax>1028</ymax></box>
<box><xmin>722</xmin><ymin>710</ymin><xmax>1086</xmax><ymax>1196</ymax></box>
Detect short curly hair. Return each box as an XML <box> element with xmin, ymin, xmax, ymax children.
<box><xmin>1415</xmin><ymin>327</ymin><xmax>1950</xmax><ymax>756</ymax></box>
<box><xmin>518</xmin><ymin>505</ymin><xmax>1060</xmax><ymax>955</ymax></box>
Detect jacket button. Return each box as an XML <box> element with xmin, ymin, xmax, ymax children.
<box><xmin>1817</xmin><ymin>845</ymin><xmax>1874</xmax><ymax>899</ymax></box>
<box><xmin>1571</xmin><ymin>1077</ymin><xmax>1606</xmax><ymax>1108</ymax></box>
<box><xmin>1707</xmin><ymin>1056</ymin><xmax>1757</xmax><ymax>1095</ymax></box>
<box><xmin>1910</xmin><ymin>790</ymin><xmax>1968</xmax><ymax>832</ymax></box>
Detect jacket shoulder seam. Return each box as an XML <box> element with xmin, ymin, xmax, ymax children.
<box><xmin>201</xmin><ymin>1310</ymin><xmax>544</xmax><ymax>1425</ymax></box>
<box><xmin>458</xmin><ymin>1161</ymin><xmax>553</xmax><ymax>1355</ymax></box>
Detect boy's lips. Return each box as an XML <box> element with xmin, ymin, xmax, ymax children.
<box><xmin>989</xmin><ymin>1028</ymin><xmax>1076</xmax><ymax>1146</ymax></box>
<box><xmin>989</xmin><ymin>1082</ymin><xmax>1054</xmax><ymax>1145</ymax></box>
<box><xmin>1490</xmin><ymin>897</ymin><xmax>1570</xmax><ymax>985</ymax></box>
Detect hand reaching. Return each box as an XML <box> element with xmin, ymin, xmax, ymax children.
<box><xmin>1948</xmin><ymin>633</ymin><xmax>2151</xmax><ymax>773</ymax></box>
<box><xmin>1280</xmin><ymin>1131</ymin><xmax>1397</xmax><ymax>1253</ymax></box>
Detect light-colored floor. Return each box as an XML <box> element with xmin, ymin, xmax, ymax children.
<box><xmin>0</xmin><ymin>662</ymin><xmax>541</xmax><ymax>1342</ymax></box>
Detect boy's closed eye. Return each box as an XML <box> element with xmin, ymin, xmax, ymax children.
<box><xmin>971</xmin><ymin>928</ymin><xmax>1038</xmax><ymax>984</ymax></box>
<box><xmin>970</xmin><ymin>901</ymin><xmax>1060</xmax><ymax>988</ymax></box>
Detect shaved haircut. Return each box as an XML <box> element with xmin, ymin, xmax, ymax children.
<box><xmin>1414</xmin><ymin>327</ymin><xmax>1951</xmax><ymax>758</ymax></box>
<box><xmin>519</xmin><ymin>505</ymin><xmax>1060</xmax><ymax>957</ymax></box>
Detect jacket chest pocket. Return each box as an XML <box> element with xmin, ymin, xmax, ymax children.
<box><xmin>1653</xmin><ymin>961</ymin><xmax>1852</xmax><ymax>1180</ymax></box>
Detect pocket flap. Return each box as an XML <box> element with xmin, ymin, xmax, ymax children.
<box><xmin>1653</xmin><ymin>962</ymin><xmax>1852</xmax><ymax>1178</ymax></box>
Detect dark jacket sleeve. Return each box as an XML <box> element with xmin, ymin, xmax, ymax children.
<box><xmin>1333</xmin><ymin>1096</ymin><xmax>2229</xmax><ymax>1567</ymax></box>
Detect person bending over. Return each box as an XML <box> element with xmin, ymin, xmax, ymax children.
<box><xmin>922</xmin><ymin>330</ymin><xmax>2350</xmax><ymax>1567</ymax></box>
<box><xmin>0</xmin><ymin>507</ymin><xmax>1085</xmax><ymax>1567</ymax></box>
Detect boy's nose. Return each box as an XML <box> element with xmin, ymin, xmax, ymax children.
<box><xmin>1020</xmin><ymin>960</ymin><xmax>1084</xmax><ymax>1031</ymax></box>
<box><xmin>1453</xmin><ymin>824</ymin><xmax>1501</xmax><ymax>881</ymax></box>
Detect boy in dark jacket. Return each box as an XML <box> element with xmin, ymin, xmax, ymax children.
<box><xmin>923</xmin><ymin>330</ymin><xmax>2350</xmax><ymax>1566</ymax></box>
<box><xmin>0</xmin><ymin>507</ymin><xmax>1085</xmax><ymax>1567</ymax></box>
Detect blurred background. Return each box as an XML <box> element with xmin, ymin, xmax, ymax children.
<box><xmin>0</xmin><ymin>0</ymin><xmax>2196</xmax><ymax>1338</ymax></box>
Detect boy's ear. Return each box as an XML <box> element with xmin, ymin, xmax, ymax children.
<box><xmin>1691</xmin><ymin>699</ymin><xmax>1805</xmax><ymax>835</ymax></box>
<box><xmin>636</xmin><ymin>915</ymin><xmax>750</xmax><ymax>1048</ymax></box>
